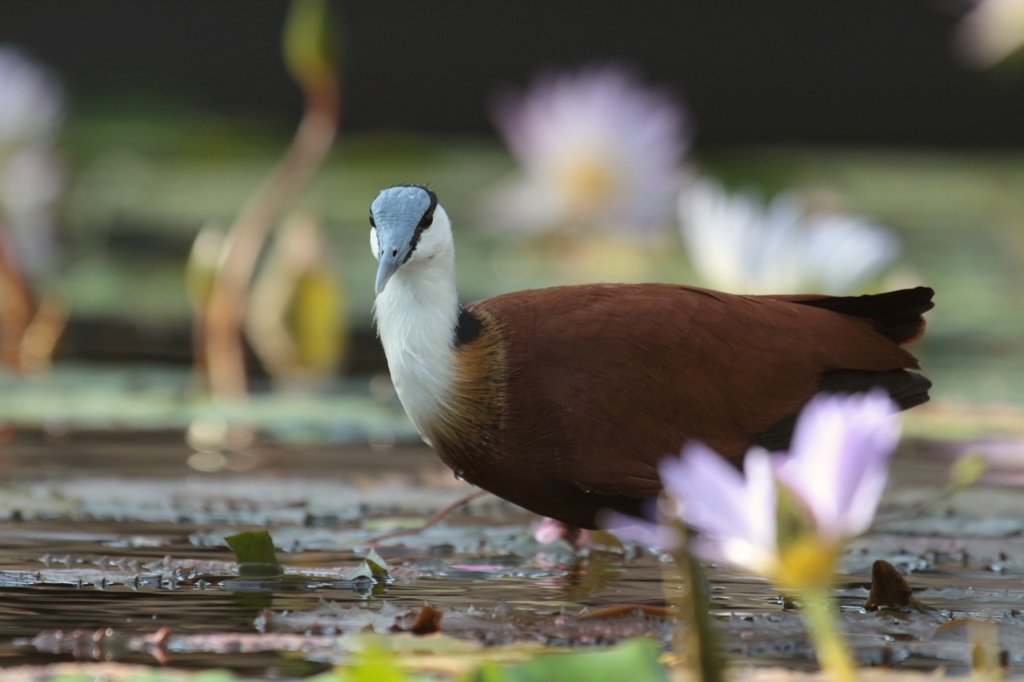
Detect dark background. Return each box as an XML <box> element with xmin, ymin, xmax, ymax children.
<box><xmin>1</xmin><ymin>0</ymin><xmax>1022</xmax><ymax>147</ymax></box>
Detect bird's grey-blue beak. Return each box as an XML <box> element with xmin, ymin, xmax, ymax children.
<box><xmin>374</xmin><ymin>223</ymin><xmax>415</xmax><ymax>295</ymax></box>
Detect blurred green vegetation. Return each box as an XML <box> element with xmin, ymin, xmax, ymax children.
<box><xmin>46</xmin><ymin>102</ymin><xmax>1024</xmax><ymax>406</ymax></box>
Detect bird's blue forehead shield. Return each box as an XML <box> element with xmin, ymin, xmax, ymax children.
<box><xmin>371</xmin><ymin>186</ymin><xmax>434</xmax><ymax>295</ymax></box>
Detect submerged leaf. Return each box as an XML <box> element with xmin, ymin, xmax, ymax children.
<box><xmin>224</xmin><ymin>530</ymin><xmax>283</xmax><ymax>577</ymax></box>
<box><xmin>474</xmin><ymin>637</ymin><xmax>668</xmax><ymax>682</ymax></box>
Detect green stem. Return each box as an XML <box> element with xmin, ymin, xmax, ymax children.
<box><xmin>669</xmin><ymin>524</ymin><xmax>724</xmax><ymax>682</ymax></box>
<box><xmin>801</xmin><ymin>588</ymin><xmax>857</xmax><ymax>682</ymax></box>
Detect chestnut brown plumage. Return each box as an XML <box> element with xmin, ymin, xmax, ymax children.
<box><xmin>370</xmin><ymin>186</ymin><xmax>933</xmax><ymax>530</ymax></box>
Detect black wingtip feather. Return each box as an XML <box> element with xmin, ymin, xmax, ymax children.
<box><xmin>792</xmin><ymin>287</ymin><xmax>934</xmax><ymax>344</ymax></box>
<box><xmin>749</xmin><ymin>369</ymin><xmax>931</xmax><ymax>452</ymax></box>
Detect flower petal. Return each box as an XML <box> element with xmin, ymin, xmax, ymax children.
<box><xmin>659</xmin><ymin>442</ymin><xmax>778</xmax><ymax>573</ymax></box>
<box><xmin>598</xmin><ymin>510</ymin><xmax>681</xmax><ymax>549</ymax></box>
<box><xmin>777</xmin><ymin>390</ymin><xmax>901</xmax><ymax>539</ymax></box>
<box><xmin>490</xmin><ymin>65</ymin><xmax>689</xmax><ymax>233</ymax></box>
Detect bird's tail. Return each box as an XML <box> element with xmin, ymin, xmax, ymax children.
<box><xmin>771</xmin><ymin>286</ymin><xmax>935</xmax><ymax>345</ymax></box>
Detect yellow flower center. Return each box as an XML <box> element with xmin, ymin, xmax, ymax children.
<box><xmin>775</xmin><ymin>536</ymin><xmax>839</xmax><ymax>593</ymax></box>
<box><xmin>557</xmin><ymin>154</ymin><xmax>616</xmax><ymax>215</ymax></box>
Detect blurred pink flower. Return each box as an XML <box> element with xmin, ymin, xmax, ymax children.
<box><xmin>605</xmin><ymin>390</ymin><xmax>901</xmax><ymax>576</ymax></box>
<box><xmin>678</xmin><ymin>177</ymin><xmax>900</xmax><ymax>295</ymax></box>
<box><xmin>487</xmin><ymin>66</ymin><xmax>689</xmax><ymax>235</ymax></box>
<box><xmin>532</xmin><ymin>517</ymin><xmax>590</xmax><ymax>549</ymax></box>
<box><xmin>0</xmin><ymin>47</ymin><xmax>63</xmax><ymax>148</ymax></box>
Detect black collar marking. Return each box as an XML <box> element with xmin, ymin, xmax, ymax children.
<box><xmin>455</xmin><ymin>307</ymin><xmax>482</xmax><ymax>345</ymax></box>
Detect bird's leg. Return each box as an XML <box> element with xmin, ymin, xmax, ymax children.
<box><xmin>363</xmin><ymin>489</ymin><xmax>489</xmax><ymax>547</ymax></box>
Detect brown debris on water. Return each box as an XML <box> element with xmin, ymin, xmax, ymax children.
<box><xmin>400</xmin><ymin>603</ymin><xmax>444</xmax><ymax>635</ymax></box>
<box><xmin>863</xmin><ymin>559</ymin><xmax>920</xmax><ymax>611</ymax></box>
<box><xmin>577</xmin><ymin>604</ymin><xmax>677</xmax><ymax>620</ymax></box>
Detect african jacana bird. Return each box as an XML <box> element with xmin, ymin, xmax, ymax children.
<box><xmin>371</xmin><ymin>185</ymin><xmax>933</xmax><ymax>529</ymax></box>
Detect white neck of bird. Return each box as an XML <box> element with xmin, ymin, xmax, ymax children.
<box><xmin>373</xmin><ymin>235</ymin><xmax>459</xmax><ymax>440</ymax></box>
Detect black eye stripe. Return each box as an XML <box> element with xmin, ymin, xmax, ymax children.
<box><xmin>369</xmin><ymin>213</ymin><xmax>376</xmax><ymax>228</ymax></box>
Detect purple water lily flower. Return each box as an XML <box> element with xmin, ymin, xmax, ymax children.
<box><xmin>486</xmin><ymin>65</ymin><xmax>689</xmax><ymax>235</ymax></box>
<box><xmin>605</xmin><ymin>390</ymin><xmax>901</xmax><ymax>576</ymax></box>
<box><xmin>774</xmin><ymin>391</ymin><xmax>901</xmax><ymax>542</ymax></box>
<box><xmin>660</xmin><ymin>442</ymin><xmax>779</xmax><ymax>572</ymax></box>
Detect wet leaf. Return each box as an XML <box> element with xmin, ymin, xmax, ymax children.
<box><xmin>345</xmin><ymin>562</ymin><xmax>374</xmax><ymax>581</ymax></box>
<box><xmin>224</xmin><ymin>530</ymin><xmax>283</xmax><ymax>577</ymax></box>
<box><xmin>365</xmin><ymin>548</ymin><xmax>389</xmax><ymax>576</ymax></box>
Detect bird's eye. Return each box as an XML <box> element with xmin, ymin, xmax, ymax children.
<box><xmin>369</xmin><ymin>214</ymin><xmax>376</xmax><ymax>228</ymax></box>
<box><xmin>421</xmin><ymin>212</ymin><xmax>434</xmax><ymax>228</ymax></box>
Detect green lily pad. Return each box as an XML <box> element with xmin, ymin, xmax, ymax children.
<box><xmin>224</xmin><ymin>530</ymin><xmax>283</xmax><ymax>577</ymax></box>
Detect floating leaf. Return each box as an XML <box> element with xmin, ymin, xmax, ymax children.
<box><xmin>345</xmin><ymin>561</ymin><xmax>374</xmax><ymax>581</ymax></box>
<box><xmin>224</xmin><ymin>530</ymin><xmax>283</xmax><ymax>577</ymax></box>
<box><xmin>365</xmin><ymin>548</ymin><xmax>390</xmax><ymax>576</ymax></box>
<box><xmin>342</xmin><ymin>550</ymin><xmax>389</xmax><ymax>582</ymax></box>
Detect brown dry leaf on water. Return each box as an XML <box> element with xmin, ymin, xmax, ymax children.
<box><xmin>863</xmin><ymin>559</ymin><xmax>920</xmax><ymax>611</ymax></box>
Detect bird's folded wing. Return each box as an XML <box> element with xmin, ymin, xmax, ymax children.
<box><xmin>473</xmin><ymin>283</ymin><xmax>916</xmax><ymax>502</ymax></box>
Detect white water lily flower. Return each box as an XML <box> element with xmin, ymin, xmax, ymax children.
<box><xmin>487</xmin><ymin>65</ymin><xmax>689</xmax><ymax>235</ymax></box>
<box><xmin>678</xmin><ymin>177</ymin><xmax>900</xmax><ymax>295</ymax></box>
<box><xmin>956</xmin><ymin>0</ymin><xmax>1024</xmax><ymax>68</ymax></box>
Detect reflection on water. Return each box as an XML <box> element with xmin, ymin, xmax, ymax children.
<box><xmin>0</xmin><ymin>432</ymin><xmax>1023</xmax><ymax>675</ymax></box>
